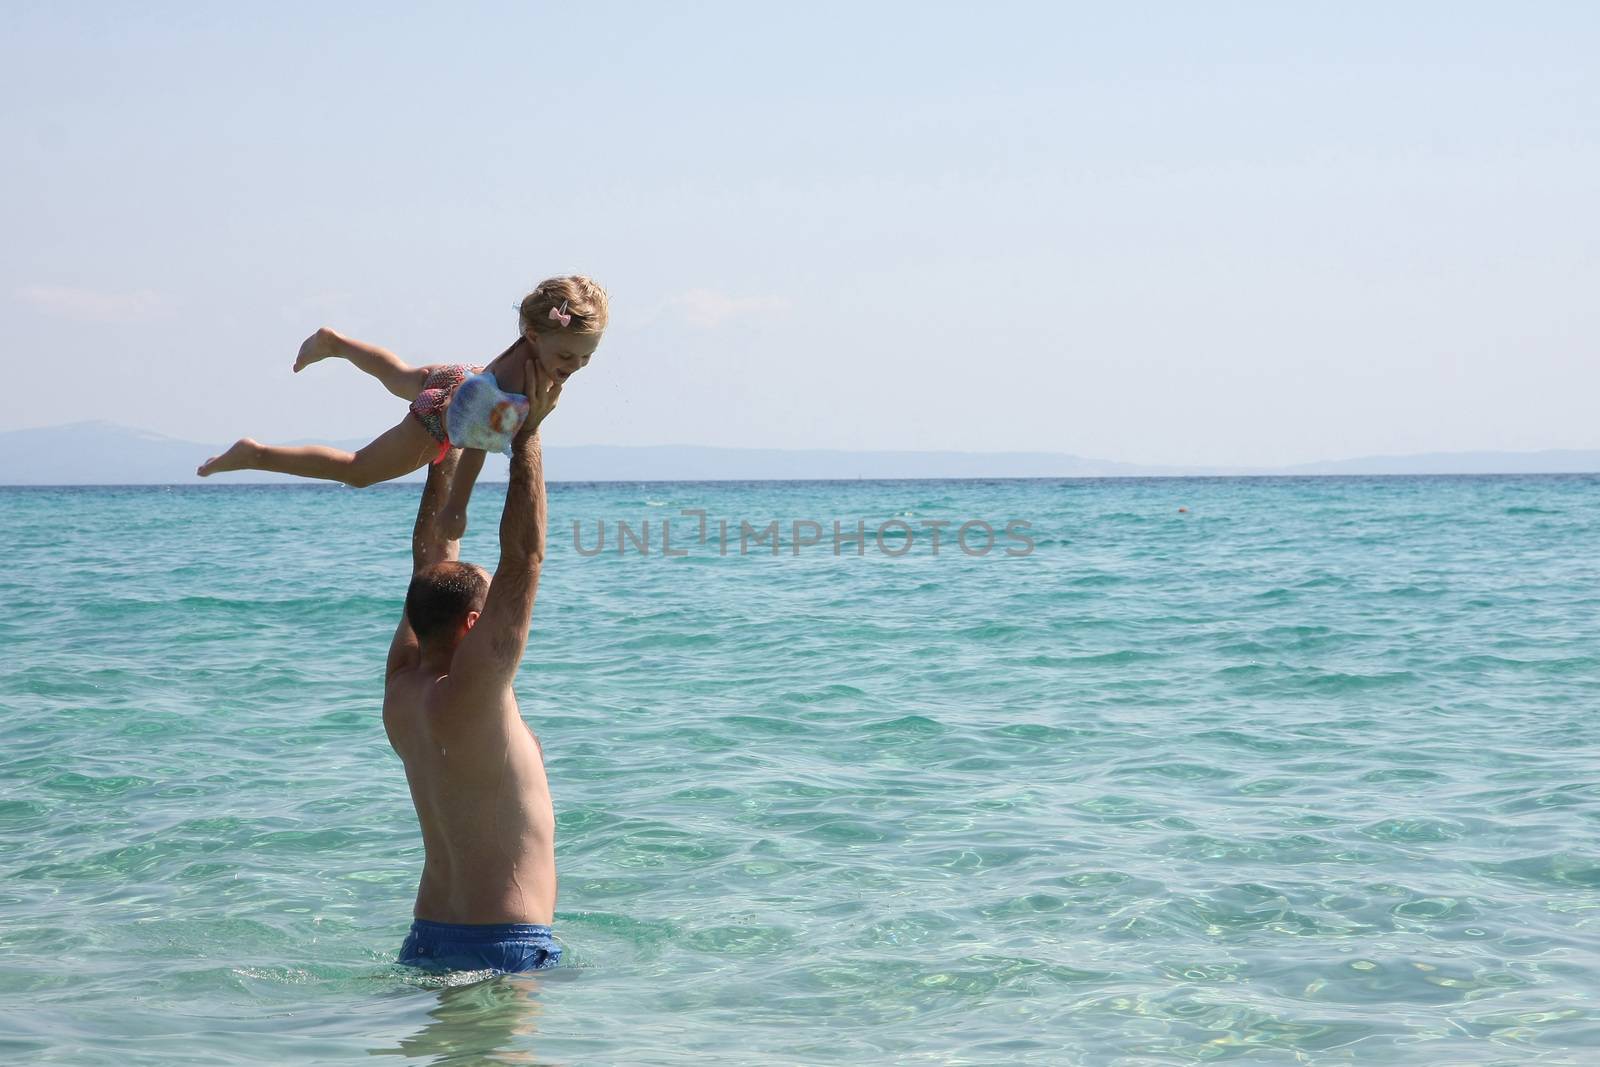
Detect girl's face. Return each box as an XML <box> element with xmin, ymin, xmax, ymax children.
<box><xmin>524</xmin><ymin>329</ymin><xmax>601</xmax><ymax>384</ymax></box>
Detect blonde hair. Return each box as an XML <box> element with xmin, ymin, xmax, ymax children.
<box><xmin>519</xmin><ymin>275</ymin><xmax>609</xmax><ymax>336</ymax></box>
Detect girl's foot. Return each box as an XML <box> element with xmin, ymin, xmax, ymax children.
<box><xmin>197</xmin><ymin>438</ymin><xmax>260</xmax><ymax>477</ymax></box>
<box><xmin>293</xmin><ymin>328</ymin><xmax>341</xmax><ymax>373</ymax></box>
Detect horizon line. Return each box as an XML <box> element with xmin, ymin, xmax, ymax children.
<box><xmin>8</xmin><ymin>418</ymin><xmax>1600</xmax><ymax>473</ymax></box>
<box><xmin>6</xmin><ymin>471</ymin><xmax>1600</xmax><ymax>490</ymax></box>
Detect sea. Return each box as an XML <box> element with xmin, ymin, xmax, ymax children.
<box><xmin>2</xmin><ymin>476</ymin><xmax>1597</xmax><ymax>1065</ymax></box>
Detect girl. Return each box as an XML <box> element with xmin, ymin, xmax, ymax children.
<box><xmin>198</xmin><ymin>275</ymin><xmax>608</xmax><ymax>536</ymax></box>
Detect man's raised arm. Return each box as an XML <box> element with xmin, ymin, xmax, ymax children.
<box><xmin>386</xmin><ymin>450</ymin><xmax>462</xmax><ymax>678</ymax></box>
<box><xmin>412</xmin><ymin>449</ymin><xmax>462</xmax><ymax>573</ymax></box>
<box><xmin>447</xmin><ymin>358</ymin><xmax>562</xmax><ymax>699</ymax></box>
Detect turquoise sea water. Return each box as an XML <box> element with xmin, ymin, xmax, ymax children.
<box><xmin>2</xmin><ymin>476</ymin><xmax>1598</xmax><ymax>1065</ymax></box>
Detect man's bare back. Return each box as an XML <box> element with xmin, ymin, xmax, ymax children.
<box><xmin>383</xmin><ymin>661</ymin><xmax>556</xmax><ymax>925</ymax></box>
<box><xmin>384</xmin><ymin>355</ymin><xmax>565</xmax><ymax>973</ymax></box>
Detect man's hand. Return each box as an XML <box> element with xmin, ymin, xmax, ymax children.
<box><xmin>518</xmin><ymin>353</ymin><xmax>563</xmax><ymax>442</ymax></box>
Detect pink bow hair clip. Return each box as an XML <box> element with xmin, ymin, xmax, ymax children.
<box><xmin>548</xmin><ymin>301</ymin><xmax>571</xmax><ymax>328</ymax></box>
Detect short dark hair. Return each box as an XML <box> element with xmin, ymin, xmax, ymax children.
<box><xmin>405</xmin><ymin>562</ymin><xmax>489</xmax><ymax>645</ymax></box>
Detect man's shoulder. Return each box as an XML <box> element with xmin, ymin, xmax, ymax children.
<box><xmin>384</xmin><ymin>665</ymin><xmax>447</xmax><ymax>711</ymax></box>
<box><xmin>429</xmin><ymin>671</ymin><xmax>521</xmax><ymax>736</ymax></box>
<box><xmin>388</xmin><ymin>667</ymin><xmax>492</xmax><ymax>715</ymax></box>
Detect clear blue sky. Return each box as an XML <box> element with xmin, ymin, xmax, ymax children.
<box><xmin>3</xmin><ymin>2</ymin><xmax>1596</xmax><ymax>466</ymax></box>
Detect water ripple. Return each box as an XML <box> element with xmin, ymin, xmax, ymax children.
<box><xmin>2</xmin><ymin>477</ymin><xmax>1598</xmax><ymax>1064</ymax></box>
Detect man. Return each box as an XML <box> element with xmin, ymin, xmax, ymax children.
<box><xmin>384</xmin><ymin>352</ymin><xmax>564</xmax><ymax>973</ymax></box>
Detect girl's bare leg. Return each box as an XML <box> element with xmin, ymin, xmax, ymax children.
<box><xmin>294</xmin><ymin>328</ymin><xmax>431</xmax><ymax>400</ymax></box>
<box><xmin>197</xmin><ymin>416</ymin><xmax>438</xmax><ymax>486</ymax></box>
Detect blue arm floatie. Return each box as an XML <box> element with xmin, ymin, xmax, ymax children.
<box><xmin>445</xmin><ymin>373</ymin><xmax>531</xmax><ymax>457</ymax></box>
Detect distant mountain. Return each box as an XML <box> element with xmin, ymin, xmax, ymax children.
<box><xmin>3</xmin><ymin>422</ymin><xmax>228</xmax><ymax>486</ymax></box>
<box><xmin>0</xmin><ymin>421</ymin><xmax>1596</xmax><ymax>484</ymax></box>
<box><xmin>1280</xmin><ymin>450</ymin><xmax>1600</xmax><ymax>475</ymax></box>
<box><xmin>538</xmin><ymin>444</ymin><xmax>1177</xmax><ymax>480</ymax></box>
<box><xmin>0</xmin><ymin>422</ymin><xmax>1179</xmax><ymax>484</ymax></box>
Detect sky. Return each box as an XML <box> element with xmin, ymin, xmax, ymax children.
<box><xmin>2</xmin><ymin>2</ymin><xmax>1597</xmax><ymax>468</ymax></box>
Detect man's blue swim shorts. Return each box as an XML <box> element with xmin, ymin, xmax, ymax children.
<box><xmin>397</xmin><ymin>919</ymin><xmax>562</xmax><ymax>974</ymax></box>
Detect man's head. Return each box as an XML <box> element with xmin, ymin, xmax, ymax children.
<box><xmin>405</xmin><ymin>561</ymin><xmax>491</xmax><ymax>653</ymax></box>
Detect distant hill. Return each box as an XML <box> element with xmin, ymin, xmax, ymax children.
<box><xmin>0</xmin><ymin>421</ymin><xmax>1596</xmax><ymax>484</ymax></box>
<box><xmin>531</xmin><ymin>444</ymin><xmax>1177</xmax><ymax>481</ymax></box>
<box><xmin>0</xmin><ymin>422</ymin><xmax>1179</xmax><ymax>483</ymax></box>
<box><xmin>1280</xmin><ymin>450</ymin><xmax>1600</xmax><ymax>475</ymax></box>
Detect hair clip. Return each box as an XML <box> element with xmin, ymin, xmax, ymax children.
<box><xmin>548</xmin><ymin>301</ymin><xmax>571</xmax><ymax>328</ymax></box>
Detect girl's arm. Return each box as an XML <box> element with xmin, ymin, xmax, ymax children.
<box><xmin>438</xmin><ymin>448</ymin><xmax>487</xmax><ymax>541</ymax></box>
